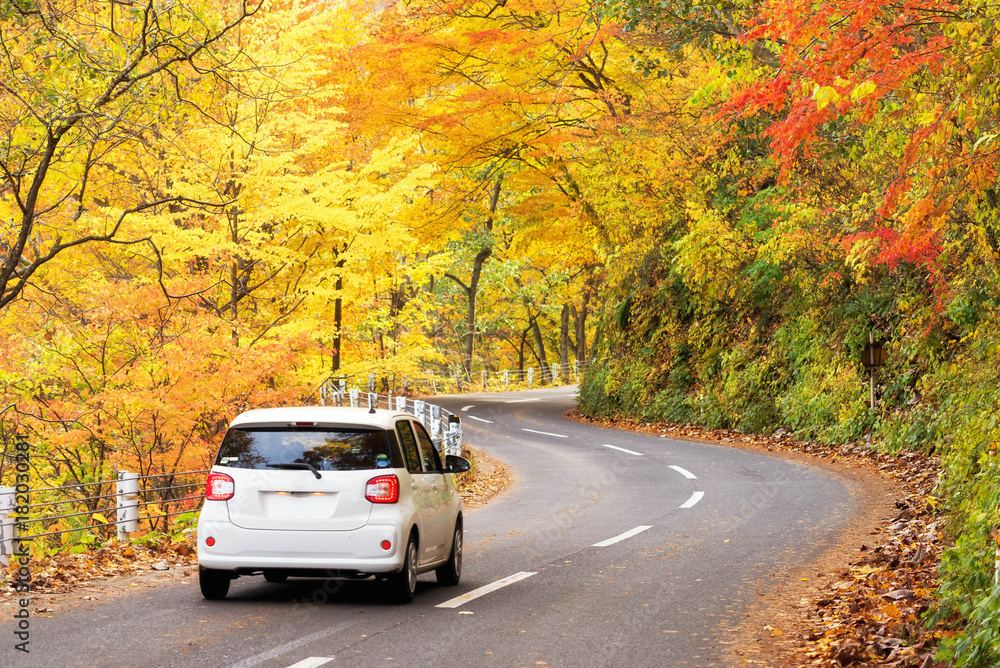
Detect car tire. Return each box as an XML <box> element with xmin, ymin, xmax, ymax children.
<box><xmin>436</xmin><ymin>521</ymin><xmax>462</xmax><ymax>586</ymax></box>
<box><xmin>388</xmin><ymin>536</ymin><xmax>418</xmax><ymax>604</ymax></box>
<box><xmin>199</xmin><ymin>568</ymin><xmax>231</xmax><ymax>600</ymax></box>
<box><xmin>264</xmin><ymin>571</ymin><xmax>288</xmax><ymax>583</ymax></box>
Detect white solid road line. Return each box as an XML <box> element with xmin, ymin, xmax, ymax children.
<box><xmin>436</xmin><ymin>571</ymin><xmax>538</xmax><ymax>609</ymax></box>
<box><xmin>522</xmin><ymin>428</ymin><xmax>568</xmax><ymax>438</ymax></box>
<box><xmin>504</xmin><ymin>397</ymin><xmax>541</xmax><ymax>403</ymax></box>
<box><xmin>680</xmin><ymin>491</ymin><xmax>705</xmax><ymax>508</ymax></box>
<box><xmin>669</xmin><ymin>465</ymin><xmax>698</xmax><ymax>479</ymax></box>
<box><xmin>284</xmin><ymin>659</ymin><xmax>334</xmax><ymax>668</ymax></box>
<box><xmin>468</xmin><ymin>415</ymin><xmax>494</xmax><ymax>424</ymax></box>
<box><xmin>461</xmin><ymin>405</ymin><xmax>475</xmax><ymax>412</ymax></box>
<box><xmin>592</xmin><ymin>525</ymin><xmax>653</xmax><ymax>547</ymax></box>
<box><xmin>601</xmin><ymin>443</ymin><xmax>644</xmax><ymax>456</ymax></box>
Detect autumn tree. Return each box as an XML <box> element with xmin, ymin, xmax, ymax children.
<box><xmin>0</xmin><ymin>0</ymin><xmax>266</xmax><ymax>311</ymax></box>
<box><xmin>346</xmin><ymin>0</ymin><xmax>646</xmax><ymax>375</ymax></box>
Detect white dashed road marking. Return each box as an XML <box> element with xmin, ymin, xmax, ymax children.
<box><xmin>522</xmin><ymin>428</ymin><xmax>568</xmax><ymax>438</ymax></box>
<box><xmin>680</xmin><ymin>491</ymin><xmax>705</xmax><ymax>509</ymax></box>
<box><xmin>436</xmin><ymin>572</ymin><xmax>538</xmax><ymax>609</ymax></box>
<box><xmin>284</xmin><ymin>659</ymin><xmax>334</xmax><ymax>668</ymax></box>
<box><xmin>601</xmin><ymin>443</ymin><xmax>643</xmax><ymax>456</ymax></box>
<box><xmin>592</xmin><ymin>525</ymin><xmax>653</xmax><ymax>547</ymax></box>
<box><xmin>504</xmin><ymin>398</ymin><xmax>541</xmax><ymax>403</ymax></box>
<box><xmin>461</xmin><ymin>405</ymin><xmax>475</xmax><ymax>412</ymax></box>
<box><xmin>226</xmin><ymin>621</ymin><xmax>356</xmax><ymax>668</ymax></box>
<box><xmin>468</xmin><ymin>415</ymin><xmax>494</xmax><ymax>424</ymax></box>
<box><xmin>669</xmin><ymin>465</ymin><xmax>698</xmax><ymax>479</ymax></box>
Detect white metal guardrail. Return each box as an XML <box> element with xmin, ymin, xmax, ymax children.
<box><xmin>333</xmin><ymin>360</ymin><xmax>590</xmax><ymax>396</ymax></box>
<box><xmin>0</xmin><ymin>469</ymin><xmax>208</xmax><ymax>565</ymax></box>
<box><xmin>317</xmin><ymin>384</ymin><xmax>465</xmax><ymax>458</ymax></box>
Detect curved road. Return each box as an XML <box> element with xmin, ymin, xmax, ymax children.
<box><xmin>5</xmin><ymin>387</ymin><xmax>859</xmax><ymax>667</ymax></box>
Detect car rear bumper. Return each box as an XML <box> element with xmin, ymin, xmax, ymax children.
<box><xmin>197</xmin><ymin>518</ymin><xmax>405</xmax><ymax>573</ymax></box>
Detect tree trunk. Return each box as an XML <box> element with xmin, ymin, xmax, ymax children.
<box><xmin>331</xmin><ymin>252</ymin><xmax>346</xmax><ymax>374</ymax></box>
<box><xmin>573</xmin><ymin>302</ymin><xmax>589</xmax><ymax>361</ymax></box>
<box><xmin>559</xmin><ymin>304</ymin><xmax>571</xmax><ymax>368</ymax></box>
<box><xmin>228</xmin><ymin>206</ymin><xmax>242</xmax><ymax>346</ymax></box>
<box><xmin>462</xmin><ymin>246</ymin><xmax>491</xmax><ymax>378</ymax></box>
<box><xmin>443</xmin><ymin>178</ymin><xmax>502</xmax><ymax>379</ymax></box>
<box><xmin>529</xmin><ymin>314</ymin><xmax>549</xmax><ymax>383</ymax></box>
<box><xmin>332</xmin><ymin>278</ymin><xmax>343</xmax><ymax>372</ymax></box>
<box><xmin>518</xmin><ymin>328</ymin><xmax>529</xmax><ymax>372</ymax></box>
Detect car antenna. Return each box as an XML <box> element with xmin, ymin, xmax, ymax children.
<box><xmin>369</xmin><ymin>405</ymin><xmax>376</xmax><ymax>414</ymax></box>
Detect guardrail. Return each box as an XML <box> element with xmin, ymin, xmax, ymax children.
<box><xmin>317</xmin><ymin>383</ymin><xmax>465</xmax><ymax>457</ymax></box>
<box><xmin>334</xmin><ymin>359</ymin><xmax>590</xmax><ymax>396</ymax></box>
<box><xmin>0</xmin><ymin>468</ymin><xmax>208</xmax><ymax>565</ymax></box>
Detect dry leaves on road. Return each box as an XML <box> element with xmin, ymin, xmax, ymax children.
<box><xmin>794</xmin><ymin>455</ymin><xmax>943</xmax><ymax>668</ymax></box>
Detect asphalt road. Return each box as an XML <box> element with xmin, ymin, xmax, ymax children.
<box><xmin>3</xmin><ymin>387</ymin><xmax>859</xmax><ymax>667</ymax></box>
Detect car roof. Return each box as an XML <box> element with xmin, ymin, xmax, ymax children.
<box><xmin>228</xmin><ymin>406</ymin><xmax>412</xmax><ymax>430</ymax></box>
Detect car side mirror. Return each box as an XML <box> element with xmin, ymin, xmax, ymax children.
<box><xmin>445</xmin><ymin>455</ymin><xmax>471</xmax><ymax>473</ymax></box>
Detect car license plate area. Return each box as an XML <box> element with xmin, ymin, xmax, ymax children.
<box><xmin>259</xmin><ymin>491</ymin><xmax>339</xmax><ymax>519</ymax></box>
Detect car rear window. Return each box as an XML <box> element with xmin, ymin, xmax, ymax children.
<box><xmin>215</xmin><ymin>427</ymin><xmax>393</xmax><ymax>471</ymax></box>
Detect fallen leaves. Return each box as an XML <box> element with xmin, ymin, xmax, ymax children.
<box><xmin>455</xmin><ymin>446</ymin><xmax>512</xmax><ymax>508</ymax></box>
<box><xmin>2</xmin><ymin>536</ymin><xmax>198</xmax><ymax>595</ymax></box>
<box><xmin>801</xmin><ymin>474</ymin><xmax>944</xmax><ymax>668</ymax></box>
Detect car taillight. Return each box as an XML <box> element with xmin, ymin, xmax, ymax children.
<box><xmin>365</xmin><ymin>475</ymin><xmax>399</xmax><ymax>503</ymax></box>
<box><xmin>206</xmin><ymin>472</ymin><xmax>235</xmax><ymax>501</ymax></box>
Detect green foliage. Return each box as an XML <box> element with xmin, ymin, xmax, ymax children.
<box><xmin>902</xmin><ymin>327</ymin><xmax>1000</xmax><ymax>667</ymax></box>
<box><xmin>170</xmin><ymin>512</ymin><xmax>200</xmax><ymax>537</ymax></box>
<box><xmin>715</xmin><ymin>342</ymin><xmax>779</xmax><ymax>433</ymax></box>
<box><xmin>132</xmin><ymin>531</ymin><xmax>168</xmax><ymax>546</ymax></box>
<box><xmin>876</xmin><ymin>406</ymin><xmax>938</xmax><ymax>454</ymax></box>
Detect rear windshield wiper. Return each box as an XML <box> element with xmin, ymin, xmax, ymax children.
<box><xmin>266</xmin><ymin>462</ymin><xmax>322</xmax><ymax>479</ymax></box>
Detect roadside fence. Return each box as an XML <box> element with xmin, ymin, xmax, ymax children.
<box><xmin>318</xmin><ymin>383</ymin><xmax>465</xmax><ymax>457</ymax></box>
<box><xmin>0</xmin><ymin>468</ymin><xmax>207</xmax><ymax>566</ymax></box>
<box><xmin>336</xmin><ymin>359</ymin><xmax>590</xmax><ymax>396</ymax></box>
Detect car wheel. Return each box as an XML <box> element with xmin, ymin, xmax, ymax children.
<box><xmin>388</xmin><ymin>536</ymin><xmax>418</xmax><ymax>604</ymax></box>
<box><xmin>436</xmin><ymin>521</ymin><xmax>462</xmax><ymax>586</ymax></box>
<box><xmin>264</xmin><ymin>571</ymin><xmax>287</xmax><ymax>583</ymax></box>
<box><xmin>199</xmin><ymin>567</ymin><xmax>231</xmax><ymax>600</ymax></box>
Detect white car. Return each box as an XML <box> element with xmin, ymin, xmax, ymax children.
<box><xmin>196</xmin><ymin>406</ymin><xmax>469</xmax><ymax>603</ymax></box>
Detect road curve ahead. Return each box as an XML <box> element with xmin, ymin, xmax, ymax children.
<box><xmin>5</xmin><ymin>387</ymin><xmax>861</xmax><ymax>668</ymax></box>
